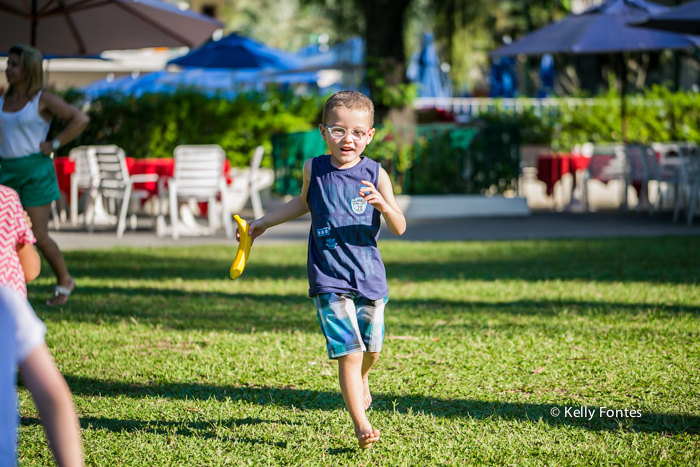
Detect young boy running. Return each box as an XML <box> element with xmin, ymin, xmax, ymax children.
<box><xmin>244</xmin><ymin>91</ymin><xmax>406</xmax><ymax>448</ymax></box>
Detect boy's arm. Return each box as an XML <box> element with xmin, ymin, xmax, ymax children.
<box><xmin>17</xmin><ymin>243</ymin><xmax>41</xmax><ymax>282</ymax></box>
<box><xmin>246</xmin><ymin>159</ymin><xmax>312</xmax><ymax>243</ymax></box>
<box><xmin>19</xmin><ymin>344</ymin><xmax>85</xmax><ymax>467</ymax></box>
<box><xmin>360</xmin><ymin>168</ymin><xmax>406</xmax><ymax>236</ymax></box>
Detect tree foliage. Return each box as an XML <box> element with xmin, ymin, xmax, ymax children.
<box><xmin>299</xmin><ymin>0</ymin><xmax>574</xmax><ymax>110</ymax></box>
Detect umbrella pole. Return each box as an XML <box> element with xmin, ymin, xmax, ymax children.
<box><xmin>31</xmin><ymin>0</ymin><xmax>37</xmax><ymax>47</ymax></box>
<box><xmin>619</xmin><ymin>52</ymin><xmax>627</xmax><ymax>144</ymax></box>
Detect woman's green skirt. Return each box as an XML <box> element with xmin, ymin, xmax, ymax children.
<box><xmin>0</xmin><ymin>152</ymin><xmax>61</xmax><ymax>207</ymax></box>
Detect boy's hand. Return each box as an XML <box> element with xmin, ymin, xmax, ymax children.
<box><xmin>236</xmin><ymin>219</ymin><xmax>267</xmax><ymax>244</ymax></box>
<box><xmin>360</xmin><ymin>181</ymin><xmax>392</xmax><ymax>214</ymax></box>
<box><xmin>24</xmin><ymin>210</ymin><xmax>33</xmax><ymax>229</ymax></box>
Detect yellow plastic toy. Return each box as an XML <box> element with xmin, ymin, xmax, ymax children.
<box><xmin>230</xmin><ymin>214</ymin><xmax>252</xmax><ymax>279</ymax></box>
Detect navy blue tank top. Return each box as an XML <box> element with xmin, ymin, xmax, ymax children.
<box><xmin>306</xmin><ymin>155</ymin><xmax>388</xmax><ymax>300</ymax></box>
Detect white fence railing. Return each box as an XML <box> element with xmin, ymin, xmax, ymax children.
<box><xmin>414</xmin><ymin>97</ymin><xmax>609</xmax><ymax>117</ymax></box>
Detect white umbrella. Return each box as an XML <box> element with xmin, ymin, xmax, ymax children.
<box><xmin>0</xmin><ymin>0</ymin><xmax>222</xmax><ymax>56</ymax></box>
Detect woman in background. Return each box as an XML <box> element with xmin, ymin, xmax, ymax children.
<box><xmin>0</xmin><ymin>44</ymin><xmax>89</xmax><ymax>306</ymax></box>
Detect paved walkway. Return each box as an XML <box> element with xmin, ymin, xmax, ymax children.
<box><xmin>51</xmin><ymin>209</ymin><xmax>700</xmax><ymax>250</ymax></box>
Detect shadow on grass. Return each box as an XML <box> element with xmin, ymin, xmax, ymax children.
<box><xmin>54</xmin><ymin>236</ymin><xmax>700</xmax><ymax>285</ymax></box>
<box><xmin>62</xmin><ymin>376</ymin><xmax>700</xmax><ymax>435</ymax></box>
<box><xmin>29</xmin><ymin>285</ymin><xmax>700</xmax><ymax>332</ymax></box>
<box><xmin>21</xmin><ymin>416</ymin><xmax>288</xmax><ymax>448</ymax></box>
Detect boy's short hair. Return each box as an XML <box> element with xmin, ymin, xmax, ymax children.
<box><xmin>322</xmin><ymin>91</ymin><xmax>375</xmax><ymax>128</ymax></box>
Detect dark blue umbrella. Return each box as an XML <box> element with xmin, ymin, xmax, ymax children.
<box><xmin>629</xmin><ymin>0</ymin><xmax>700</xmax><ymax>35</ymax></box>
<box><xmin>81</xmin><ymin>68</ymin><xmax>323</xmax><ymax>100</ymax></box>
<box><xmin>537</xmin><ymin>54</ymin><xmax>556</xmax><ymax>98</ymax></box>
<box><xmin>489</xmin><ymin>0</ymin><xmax>700</xmax><ymax>141</ymax></box>
<box><xmin>168</xmin><ymin>32</ymin><xmax>303</xmax><ymax>70</ymax></box>
<box><xmin>488</xmin><ymin>57</ymin><xmax>517</xmax><ymax>98</ymax></box>
<box><xmin>406</xmin><ymin>32</ymin><xmax>452</xmax><ymax>98</ymax></box>
<box><xmin>490</xmin><ymin>0</ymin><xmax>699</xmax><ymax>57</ymax></box>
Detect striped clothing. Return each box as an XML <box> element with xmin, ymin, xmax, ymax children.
<box><xmin>0</xmin><ymin>185</ymin><xmax>36</xmax><ymax>298</ymax></box>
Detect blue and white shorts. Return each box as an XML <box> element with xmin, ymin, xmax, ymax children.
<box><xmin>313</xmin><ymin>292</ymin><xmax>388</xmax><ymax>359</ymax></box>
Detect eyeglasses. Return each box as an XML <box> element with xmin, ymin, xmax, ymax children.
<box><xmin>322</xmin><ymin>125</ymin><xmax>368</xmax><ymax>141</ymax></box>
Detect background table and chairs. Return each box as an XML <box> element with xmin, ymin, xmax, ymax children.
<box><xmin>533</xmin><ymin>142</ymin><xmax>699</xmax><ymax>224</ymax></box>
<box><xmin>51</xmin><ymin>144</ymin><xmax>268</xmax><ymax>238</ymax></box>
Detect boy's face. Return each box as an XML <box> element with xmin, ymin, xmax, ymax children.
<box><xmin>319</xmin><ymin>106</ymin><xmax>375</xmax><ymax>169</ymax></box>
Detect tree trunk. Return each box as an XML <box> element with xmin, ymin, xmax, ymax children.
<box><xmin>358</xmin><ymin>0</ymin><xmax>412</xmax><ymax>122</ymax></box>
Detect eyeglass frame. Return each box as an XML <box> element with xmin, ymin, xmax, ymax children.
<box><xmin>321</xmin><ymin>124</ymin><xmax>372</xmax><ymax>141</ymax></box>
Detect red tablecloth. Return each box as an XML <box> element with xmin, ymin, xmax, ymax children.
<box><xmin>536</xmin><ymin>153</ymin><xmax>590</xmax><ymax>196</ymax></box>
<box><xmin>53</xmin><ymin>157</ymin><xmax>76</xmax><ymax>200</ymax></box>
<box><xmin>54</xmin><ymin>157</ymin><xmax>232</xmax><ymax>215</ymax></box>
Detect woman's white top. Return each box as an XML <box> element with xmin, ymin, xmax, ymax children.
<box><xmin>0</xmin><ymin>91</ymin><xmax>51</xmax><ymax>159</ymax></box>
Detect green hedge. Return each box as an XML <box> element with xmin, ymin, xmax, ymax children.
<box><xmin>554</xmin><ymin>86</ymin><xmax>700</xmax><ymax>149</ymax></box>
<box><xmin>475</xmin><ymin>87</ymin><xmax>700</xmax><ymax>149</ymax></box>
<box><xmin>271</xmin><ymin>123</ymin><xmax>520</xmax><ymax>196</ymax></box>
<box><xmin>55</xmin><ymin>89</ymin><xmax>326</xmax><ymax>167</ymax></box>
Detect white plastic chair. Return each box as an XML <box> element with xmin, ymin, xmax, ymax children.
<box><xmin>227</xmin><ymin>145</ymin><xmax>272</xmax><ymax>219</ymax></box>
<box><xmin>247</xmin><ymin>145</ymin><xmax>266</xmax><ymax>219</ymax></box>
<box><xmin>625</xmin><ymin>144</ymin><xmax>683</xmax><ymax>216</ymax></box>
<box><xmin>87</xmin><ymin>145</ymin><xmax>160</xmax><ymax>237</ymax></box>
<box><xmin>168</xmin><ymin>144</ymin><xmax>233</xmax><ymax>240</ymax></box>
<box><xmin>68</xmin><ymin>146</ymin><xmax>95</xmax><ymax>226</ymax></box>
<box><xmin>679</xmin><ymin>146</ymin><xmax>700</xmax><ymax>225</ymax></box>
<box><xmin>581</xmin><ymin>145</ymin><xmax>627</xmax><ymax>211</ymax></box>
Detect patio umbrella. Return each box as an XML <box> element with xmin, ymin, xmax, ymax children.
<box><xmin>0</xmin><ymin>0</ymin><xmax>222</xmax><ymax>56</ymax></box>
<box><xmin>296</xmin><ymin>36</ymin><xmax>364</xmax><ymax>70</ymax></box>
<box><xmin>488</xmin><ymin>57</ymin><xmax>517</xmax><ymax>98</ymax></box>
<box><xmin>489</xmin><ymin>0</ymin><xmax>700</xmax><ymax>141</ymax></box>
<box><xmin>80</xmin><ymin>71</ymin><xmax>173</xmax><ymax>99</ymax></box>
<box><xmin>81</xmin><ymin>68</ymin><xmax>323</xmax><ymax>100</ymax></box>
<box><xmin>538</xmin><ymin>54</ymin><xmax>556</xmax><ymax>98</ymax></box>
<box><xmin>168</xmin><ymin>32</ymin><xmax>304</xmax><ymax>70</ymax></box>
<box><xmin>628</xmin><ymin>0</ymin><xmax>700</xmax><ymax>35</ymax></box>
<box><xmin>490</xmin><ymin>0</ymin><xmax>699</xmax><ymax>57</ymax></box>
<box><xmin>406</xmin><ymin>32</ymin><xmax>452</xmax><ymax>98</ymax></box>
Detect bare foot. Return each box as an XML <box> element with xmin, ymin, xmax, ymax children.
<box><xmin>46</xmin><ymin>277</ymin><xmax>76</xmax><ymax>306</ymax></box>
<box><xmin>357</xmin><ymin>429</ymin><xmax>380</xmax><ymax>449</ymax></box>
<box><xmin>363</xmin><ymin>375</ymin><xmax>372</xmax><ymax>410</ymax></box>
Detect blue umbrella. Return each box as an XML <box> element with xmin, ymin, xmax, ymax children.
<box><xmin>296</xmin><ymin>36</ymin><xmax>364</xmax><ymax>70</ymax></box>
<box><xmin>629</xmin><ymin>0</ymin><xmax>700</xmax><ymax>35</ymax></box>
<box><xmin>490</xmin><ymin>0</ymin><xmax>699</xmax><ymax>57</ymax></box>
<box><xmin>488</xmin><ymin>57</ymin><xmax>517</xmax><ymax>98</ymax></box>
<box><xmin>81</xmin><ymin>71</ymin><xmax>175</xmax><ymax>99</ymax></box>
<box><xmin>407</xmin><ymin>32</ymin><xmax>452</xmax><ymax>98</ymax></box>
<box><xmin>489</xmin><ymin>0</ymin><xmax>700</xmax><ymax>141</ymax></box>
<box><xmin>81</xmin><ymin>68</ymin><xmax>323</xmax><ymax>100</ymax></box>
<box><xmin>168</xmin><ymin>32</ymin><xmax>303</xmax><ymax>70</ymax></box>
<box><xmin>295</xmin><ymin>37</ymin><xmax>365</xmax><ymax>92</ymax></box>
<box><xmin>537</xmin><ymin>54</ymin><xmax>556</xmax><ymax>98</ymax></box>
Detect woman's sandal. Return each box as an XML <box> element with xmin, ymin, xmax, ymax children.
<box><xmin>46</xmin><ymin>279</ymin><xmax>76</xmax><ymax>306</ymax></box>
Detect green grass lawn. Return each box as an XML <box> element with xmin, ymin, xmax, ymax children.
<box><xmin>19</xmin><ymin>237</ymin><xmax>700</xmax><ymax>466</ymax></box>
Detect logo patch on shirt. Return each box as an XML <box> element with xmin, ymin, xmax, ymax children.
<box><xmin>325</xmin><ymin>238</ymin><xmax>338</xmax><ymax>250</ymax></box>
<box><xmin>351</xmin><ymin>196</ymin><xmax>367</xmax><ymax>214</ymax></box>
<box><xmin>316</xmin><ymin>227</ymin><xmax>330</xmax><ymax>237</ymax></box>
